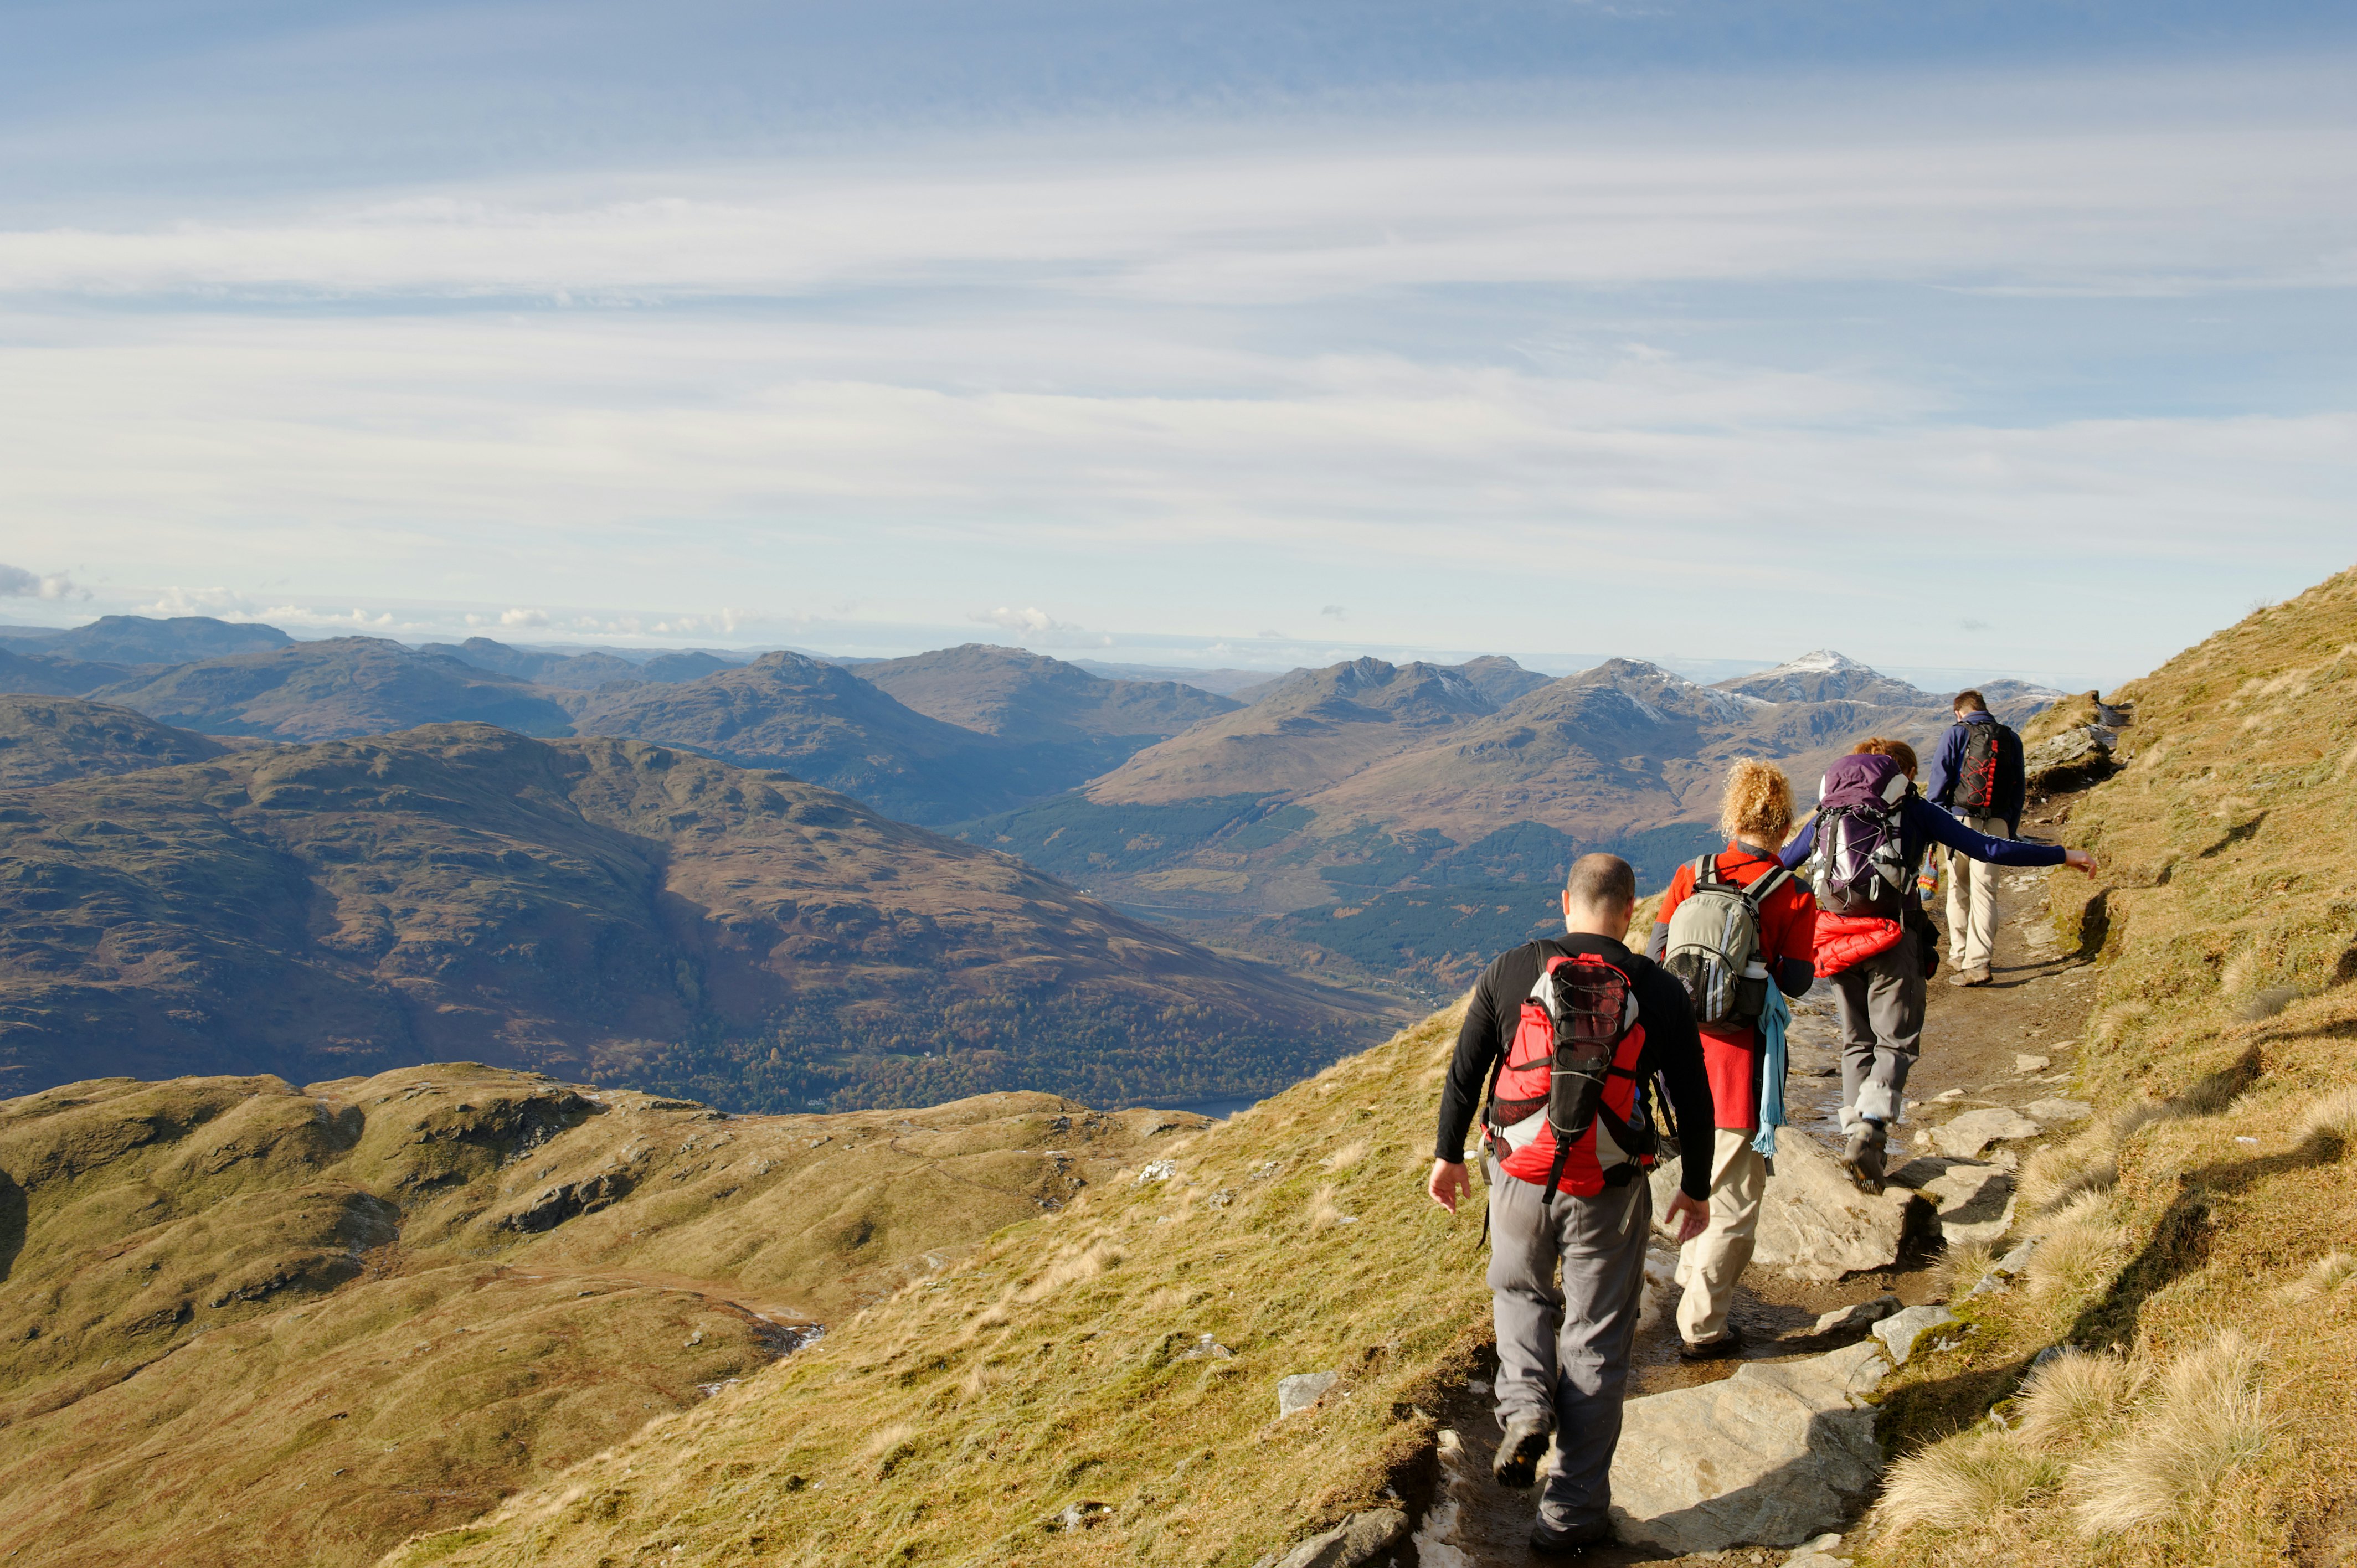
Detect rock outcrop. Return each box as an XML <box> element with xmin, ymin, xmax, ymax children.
<box><xmin>1610</xmin><ymin>1338</ymin><xmax>1889</xmax><ymax>1554</ymax></box>
<box><xmin>1249</xmin><ymin>1509</ymin><xmax>1408</xmax><ymax>1568</ymax></box>
<box><xmin>1655</xmin><ymin>1131</ymin><xmax>1926</xmax><ymax>1281</ymax></box>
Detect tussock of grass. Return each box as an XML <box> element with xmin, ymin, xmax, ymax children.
<box><xmin>1934</xmin><ymin>1240</ymin><xmax>1998</xmax><ymax>1299</ymax></box>
<box><xmin>2016</xmin><ymin>1129</ymin><xmax>2119</xmax><ymax>1216</ymax></box>
<box><xmin>2295</xmin><ymin>1085</ymin><xmax>2357</xmax><ymax>1151</ymax></box>
<box><xmin>1880</xmin><ymin>1427</ymin><xmax>2066</xmax><ymax>1533</ymax></box>
<box><xmin>2277</xmin><ymin>1251</ymin><xmax>2355</xmax><ymax>1302</ymax></box>
<box><xmin>2013</xmin><ymin>1349</ymin><xmax>2142</xmax><ymax>1450</ymax></box>
<box><xmin>2072</xmin><ymin>1333</ymin><xmax>2274</xmax><ymax>1539</ymax></box>
<box><xmin>2022</xmin><ymin>1193</ymin><xmax>2128</xmax><ymax>1300</ymax></box>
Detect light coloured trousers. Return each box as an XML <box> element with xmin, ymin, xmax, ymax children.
<box><xmin>1674</xmin><ymin>1128</ymin><xmax>1767</xmax><ymax>1347</ymax></box>
<box><xmin>1944</xmin><ymin>813</ymin><xmax>2010</xmax><ymax>971</ymax></box>
<box><xmin>1486</xmin><ymin>1163</ymin><xmax>1650</xmax><ymax>1536</ymax></box>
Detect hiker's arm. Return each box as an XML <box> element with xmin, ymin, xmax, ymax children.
<box><xmin>1911</xmin><ymin>797</ymin><xmax>2088</xmax><ymax>869</ymax></box>
<box><xmin>1646</xmin><ymin>921</ymin><xmax>1669</xmax><ymax>961</ymax></box>
<box><xmin>1777</xmin><ymin>816</ymin><xmax>1816</xmax><ymax>870</ymax></box>
<box><xmin>1776</xmin><ymin>958</ymin><xmax>1813</xmax><ymax>997</ymax></box>
<box><xmin>1432</xmin><ymin>961</ymin><xmax>1504</xmax><ymax>1165</ymax></box>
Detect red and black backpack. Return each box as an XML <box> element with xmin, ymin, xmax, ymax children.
<box><xmin>1481</xmin><ymin>950</ymin><xmax>1659</xmax><ymax>1203</ymax></box>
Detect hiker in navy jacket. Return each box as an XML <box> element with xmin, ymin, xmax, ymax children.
<box><xmin>1782</xmin><ymin>739</ymin><xmax>2095</xmax><ymax>1191</ymax></box>
<box><xmin>1923</xmin><ymin>691</ymin><xmax>2028</xmax><ymax>986</ymax></box>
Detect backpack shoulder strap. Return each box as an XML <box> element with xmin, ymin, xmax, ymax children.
<box><xmin>1742</xmin><ymin>862</ymin><xmax>1793</xmax><ymax>909</ymax></box>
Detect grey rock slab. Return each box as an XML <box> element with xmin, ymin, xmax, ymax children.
<box><xmin>1873</xmin><ymin>1305</ymin><xmax>1958</xmax><ymax>1366</ymax></box>
<box><xmin>2025</xmin><ymin>1098</ymin><xmax>2094</xmax><ymax>1123</ymax></box>
<box><xmin>2014</xmin><ymin>1053</ymin><xmax>2052</xmax><ymax>1074</ymax></box>
<box><xmin>1654</xmin><ymin>1132</ymin><xmax>1925</xmax><ymax>1283</ymax></box>
<box><xmin>1251</xmin><ymin>1508</ymin><xmax>1408</xmax><ymax>1568</ymax></box>
<box><xmin>1919</xmin><ymin>1162</ymin><xmax>2016</xmax><ymax>1250</ymax></box>
<box><xmin>1932</xmin><ymin>1107</ymin><xmax>2042</xmax><ymax>1159</ymax></box>
<box><xmin>1277</xmin><ymin>1370</ymin><xmax>1338</xmax><ymax>1417</ymax></box>
<box><xmin>1609</xmin><ymin>1338</ymin><xmax>1890</xmax><ymax>1554</ymax></box>
<box><xmin>1808</xmin><ymin>1293</ymin><xmax>1901</xmax><ymax>1337</ymax></box>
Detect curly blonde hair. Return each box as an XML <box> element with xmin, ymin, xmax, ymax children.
<box><xmin>1718</xmin><ymin>758</ymin><xmax>1795</xmax><ymax>845</ymax></box>
<box><xmin>1851</xmin><ymin>736</ymin><xmax>1919</xmax><ymax>775</ymax></box>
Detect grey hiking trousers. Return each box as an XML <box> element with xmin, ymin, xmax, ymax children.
<box><xmin>1485</xmin><ymin>1160</ymin><xmax>1652</xmax><ymax>1535</ymax></box>
<box><xmin>1832</xmin><ymin>922</ymin><xmax>1926</xmax><ymax>1130</ymax></box>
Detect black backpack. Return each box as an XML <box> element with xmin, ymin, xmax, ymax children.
<box><xmin>1955</xmin><ymin>720</ymin><xmax>2013</xmax><ymax>813</ymax></box>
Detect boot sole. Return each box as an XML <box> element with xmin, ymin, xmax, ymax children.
<box><xmin>1492</xmin><ymin>1425</ymin><xmax>1552</xmax><ymax>1489</ymax></box>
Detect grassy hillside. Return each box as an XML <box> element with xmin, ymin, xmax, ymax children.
<box><xmin>1865</xmin><ymin>566</ymin><xmax>2357</xmax><ymax>1567</ymax></box>
<box><xmin>381</xmin><ymin>1003</ymin><xmax>1497</xmax><ymax>1568</ymax></box>
<box><xmin>0</xmin><ymin>1065</ymin><xmax>1191</xmax><ymax>1567</ymax></box>
<box><xmin>0</xmin><ymin>724</ymin><xmax>1385</xmax><ymax>1108</ymax></box>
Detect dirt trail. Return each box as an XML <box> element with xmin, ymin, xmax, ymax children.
<box><xmin>1417</xmin><ymin>795</ymin><xmax>2100</xmax><ymax>1565</ymax></box>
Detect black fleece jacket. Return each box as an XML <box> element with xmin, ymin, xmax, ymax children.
<box><xmin>1432</xmin><ymin>932</ymin><xmax>1716</xmax><ymax>1201</ymax></box>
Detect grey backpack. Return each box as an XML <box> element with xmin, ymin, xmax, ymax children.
<box><xmin>1662</xmin><ymin>855</ymin><xmax>1790</xmax><ymax>1026</ymax></box>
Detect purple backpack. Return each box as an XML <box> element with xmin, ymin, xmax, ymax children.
<box><xmin>1809</xmin><ymin>753</ymin><xmax>1912</xmax><ymax>916</ymax></box>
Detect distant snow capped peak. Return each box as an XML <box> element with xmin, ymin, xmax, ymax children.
<box><xmin>1764</xmin><ymin>649</ymin><xmax>1871</xmax><ymax>676</ymax></box>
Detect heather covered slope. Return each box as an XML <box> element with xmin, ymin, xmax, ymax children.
<box><xmin>1864</xmin><ymin>568</ymin><xmax>2357</xmax><ymax>1568</ymax></box>
<box><xmin>0</xmin><ymin>1066</ymin><xmax>1190</xmax><ymax>1567</ymax></box>
<box><xmin>381</xmin><ymin>1006</ymin><xmax>1493</xmax><ymax>1568</ymax></box>
<box><xmin>0</xmin><ymin>696</ymin><xmax>227</xmax><ymax>786</ymax></box>
<box><xmin>0</xmin><ymin>725</ymin><xmax>1384</xmax><ymax>1108</ymax></box>
<box><xmin>89</xmin><ymin>637</ymin><xmax>577</xmax><ymax>740</ymax></box>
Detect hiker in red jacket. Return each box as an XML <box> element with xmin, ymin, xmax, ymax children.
<box><xmin>1647</xmin><ymin>760</ymin><xmax>1816</xmax><ymax>1361</ymax></box>
<box><xmin>1780</xmin><ymin>739</ymin><xmax>2096</xmax><ymax>1191</ymax></box>
<box><xmin>1429</xmin><ymin>853</ymin><xmax>1715</xmax><ymax>1559</ymax></box>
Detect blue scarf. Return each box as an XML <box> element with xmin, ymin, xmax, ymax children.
<box><xmin>1752</xmin><ymin>983</ymin><xmax>1791</xmax><ymax>1158</ymax></box>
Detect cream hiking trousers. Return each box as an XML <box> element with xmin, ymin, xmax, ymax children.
<box><xmin>1674</xmin><ymin>1127</ymin><xmax>1766</xmax><ymax>1348</ymax></box>
<box><xmin>1944</xmin><ymin>812</ymin><xmax>2010</xmax><ymax>971</ymax></box>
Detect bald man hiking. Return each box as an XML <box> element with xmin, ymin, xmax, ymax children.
<box><xmin>1428</xmin><ymin>853</ymin><xmax>1715</xmax><ymax>1558</ymax></box>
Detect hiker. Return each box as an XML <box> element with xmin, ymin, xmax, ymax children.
<box><xmin>1647</xmin><ymin>760</ymin><xmax>1817</xmax><ymax>1362</ymax></box>
<box><xmin>1427</xmin><ymin>853</ymin><xmax>1715</xmax><ymax>1559</ymax></box>
<box><xmin>1780</xmin><ymin>739</ymin><xmax>2097</xmax><ymax>1192</ymax></box>
<box><xmin>1925</xmin><ymin>689</ymin><xmax>2027</xmax><ymax>987</ymax></box>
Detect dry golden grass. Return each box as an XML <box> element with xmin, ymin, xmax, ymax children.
<box><xmin>2022</xmin><ymin>1193</ymin><xmax>2129</xmax><ymax>1301</ymax></box>
<box><xmin>1868</xmin><ymin>568</ymin><xmax>2357</xmax><ymax>1568</ymax></box>
<box><xmin>2013</xmin><ymin>1349</ymin><xmax>2141</xmax><ymax>1451</ymax></box>
<box><xmin>1879</xmin><ymin>1427</ymin><xmax>2066</xmax><ymax>1534</ymax></box>
<box><xmin>2071</xmin><ymin>1333</ymin><xmax>2274</xmax><ymax>1539</ymax></box>
<box><xmin>379</xmin><ymin>1004</ymin><xmax>1501</xmax><ymax>1568</ymax></box>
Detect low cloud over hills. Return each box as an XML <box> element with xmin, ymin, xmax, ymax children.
<box><xmin>0</xmin><ymin>721</ymin><xmax>1381</xmax><ymax>1107</ymax></box>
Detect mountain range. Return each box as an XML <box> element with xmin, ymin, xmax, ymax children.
<box><xmin>0</xmin><ymin>615</ymin><xmax>2065</xmax><ymax>1007</ymax></box>
<box><xmin>960</xmin><ymin>650</ymin><xmax>2062</xmax><ymax>994</ymax></box>
<box><xmin>0</xmin><ymin>719</ymin><xmax>1383</xmax><ymax>1109</ymax></box>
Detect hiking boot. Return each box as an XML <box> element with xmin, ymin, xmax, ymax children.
<box><xmin>1677</xmin><ymin>1323</ymin><xmax>1744</xmax><ymax>1361</ymax></box>
<box><xmin>1841</xmin><ymin>1122</ymin><xmax>1888</xmax><ymax>1195</ymax></box>
<box><xmin>1492</xmin><ymin>1411</ymin><xmax>1553</xmax><ymax>1489</ymax></box>
<box><xmin>1947</xmin><ymin>966</ymin><xmax>1993</xmax><ymax>987</ymax></box>
<box><xmin>1529</xmin><ymin>1518</ymin><xmax>1614</xmax><ymax>1557</ymax></box>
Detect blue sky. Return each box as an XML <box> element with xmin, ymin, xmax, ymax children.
<box><xmin>3</xmin><ymin>1</ymin><xmax>2354</xmax><ymax>689</ymax></box>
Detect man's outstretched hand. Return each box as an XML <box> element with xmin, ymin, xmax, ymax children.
<box><xmin>1664</xmin><ymin>1191</ymin><xmax>1711</xmax><ymax>1244</ymax></box>
<box><xmin>1428</xmin><ymin>1158</ymin><xmax>1473</xmax><ymax>1214</ymax></box>
<box><xmin>2062</xmin><ymin>848</ymin><xmax>2100</xmax><ymax>876</ymax></box>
